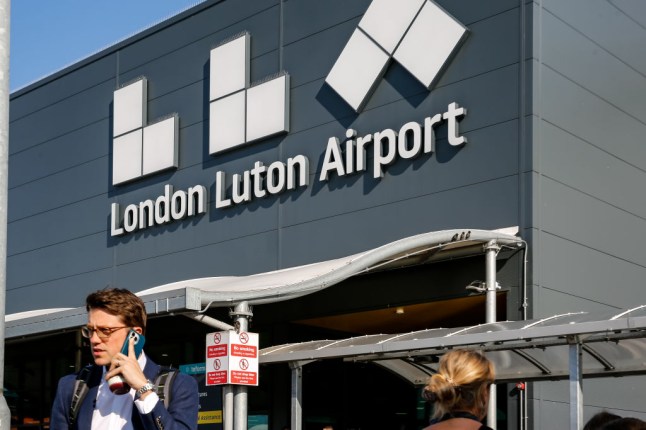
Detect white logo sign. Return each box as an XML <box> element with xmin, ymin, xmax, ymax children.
<box><xmin>108</xmin><ymin>23</ymin><xmax>469</xmax><ymax>237</ymax></box>
<box><xmin>112</xmin><ymin>78</ymin><xmax>179</xmax><ymax>185</ymax></box>
<box><xmin>326</xmin><ymin>0</ymin><xmax>467</xmax><ymax>112</ymax></box>
<box><xmin>112</xmin><ymin>32</ymin><xmax>289</xmax><ymax>187</ymax></box>
<box><xmin>209</xmin><ymin>32</ymin><xmax>290</xmax><ymax>154</ymax></box>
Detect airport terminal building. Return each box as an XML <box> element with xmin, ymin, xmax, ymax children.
<box><xmin>6</xmin><ymin>0</ymin><xmax>646</xmax><ymax>429</ymax></box>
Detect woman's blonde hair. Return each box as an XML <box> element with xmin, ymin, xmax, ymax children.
<box><xmin>423</xmin><ymin>349</ymin><xmax>495</xmax><ymax>419</ymax></box>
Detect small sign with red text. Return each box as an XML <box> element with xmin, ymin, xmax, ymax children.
<box><xmin>231</xmin><ymin>344</ymin><xmax>257</xmax><ymax>357</ymax></box>
<box><xmin>205</xmin><ymin>331</ymin><xmax>259</xmax><ymax>386</ymax></box>
<box><xmin>231</xmin><ymin>371</ymin><xmax>257</xmax><ymax>385</ymax></box>
<box><xmin>207</xmin><ymin>344</ymin><xmax>228</xmax><ymax>358</ymax></box>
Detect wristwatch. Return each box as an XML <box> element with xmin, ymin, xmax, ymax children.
<box><xmin>135</xmin><ymin>381</ymin><xmax>155</xmax><ymax>399</ymax></box>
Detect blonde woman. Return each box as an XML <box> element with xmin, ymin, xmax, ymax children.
<box><xmin>422</xmin><ymin>349</ymin><xmax>495</xmax><ymax>430</ymax></box>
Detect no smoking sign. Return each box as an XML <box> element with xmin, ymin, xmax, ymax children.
<box><xmin>205</xmin><ymin>331</ymin><xmax>259</xmax><ymax>386</ymax></box>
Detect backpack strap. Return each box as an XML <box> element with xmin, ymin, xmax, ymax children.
<box><xmin>154</xmin><ymin>367</ymin><xmax>178</xmax><ymax>409</ymax></box>
<box><xmin>69</xmin><ymin>364</ymin><xmax>94</xmax><ymax>427</ymax></box>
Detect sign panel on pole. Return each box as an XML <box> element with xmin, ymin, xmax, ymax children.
<box><xmin>205</xmin><ymin>331</ymin><xmax>259</xmax><ymax>386</ymax></box>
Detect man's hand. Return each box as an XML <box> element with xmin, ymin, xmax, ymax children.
<box><xmin>105</xmin><ymin>334</ymin><xmax>150</xmax><ymax>397</ymax></box>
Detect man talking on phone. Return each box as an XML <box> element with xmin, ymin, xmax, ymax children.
<box><xmin>50</xmin><ymin>288</ymin><xmax>199</xmax><ymax>429</ymax></box>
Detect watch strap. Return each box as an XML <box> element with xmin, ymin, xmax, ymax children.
<box><xmin>135</xmin><ymin>381</ymin><xmax>155</xmax><ymax>399</ymax></box>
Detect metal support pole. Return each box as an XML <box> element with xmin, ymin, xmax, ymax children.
<box><xmin>290</xmin><ymin>363</ymin><xmax>303</xmax><ymax>430</ymax></box>
<box><xmin>232</xmin><ymin>302</ymin><xmax>252</xmax><ymax>430</ymax></box>
<box><xmin>188</xmin><ymin>313</ymin><xmax>235</xmax><ymax>331</ymax></box>
<box><xmin>223</xmin><ymin>386</ymin><xmax>234</xmax><ymax>430</ymax></box>
<box><xmin>0</xmin><ymin>0</ymin><xmax>11</xmax><ymax>428</ymax></box>
<box><xmin>233</xmin><ymin>385</ymin><xmax>248</xmax><ymax>430</ymax></box>
<box><xmin>569</xmin><ymin>337</ymin><xmax>583</xmax><ymax>430</ymax></box>
<box><xmin>519</xmin><ymin>389</ymin><xmax>525</xmax><ymax>430</ymax></box>
<box><xmin>485</xmin><ymin>241</ymin><xmax>500</xmax><ymax>325</ymax></box>
<box><xmin>485</xmin><ymin>241</ymin><xmax>500</xmax><ymax>430</ymax></box>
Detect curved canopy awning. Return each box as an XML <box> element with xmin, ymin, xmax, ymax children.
<box><xmin>259</xmin><ymin>306</ymin><xmax>646</xmax><ymax>384</ymax></box>
<box><xmin>6</xmin><ymin>228</ymin><xmax>522</xmax><ymax>339</ymax></box>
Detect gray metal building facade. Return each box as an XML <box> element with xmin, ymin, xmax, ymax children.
<box><xmin>6</xmin><ymin>0</ymin><xmax>646</xmax><ymax>428</ymax></box>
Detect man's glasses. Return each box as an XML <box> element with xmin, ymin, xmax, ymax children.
<box><xmin>81</xmin><ymin>325</ymin><xmax>128</xmax><ymax>339</ymax></box>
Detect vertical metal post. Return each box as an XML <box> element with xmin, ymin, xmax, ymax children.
<box><xmin>485</xmin><ymin>241</ymin><xmax>500</xmax><ymax>429</ymax></box>
<box><xmin>0</xmin><ymin>0</ymin><xmax>11</xmax><ymax>428</ymax></box>
<box><xmin>233</xmin><ymin>385</ymin><xmax>248</xmax><ymax>430</ymax></box>
<box><xmin>568</xmin><ymin>337</ymin><xmax>583</xmax><ymax>430</ymax></box>
<box><xmin>290</xmin><ymin>363</ymin><xmax>303</xmax><ymax>430</ymax></box>
<box><xmin>223</xmin><ymin>386</ymin><xmax>234</xmax><ymax>430</ymax></box>
<box><xmin>485</xmin><ymin>241</ymin><xmax>500</xmax><ymax>325</ymax></box>
<box><xmin>232</xmin><ymin>302</ymin><xmax>252</xmax><ymax>430</ymax></box>
<box><xmin>518</xmin><ymin>390</ymin><xmax>527</xmax><ymax>430</ymax></box>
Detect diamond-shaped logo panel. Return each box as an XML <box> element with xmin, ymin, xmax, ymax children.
<box><xmin>326</xmin><ymin>0</ymin><xmax>467</xmax><ymax>112</ymax></box>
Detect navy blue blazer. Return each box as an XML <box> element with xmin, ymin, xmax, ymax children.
<box><xmin>50</xmin><ymin>356</ymin><xmax>199</xmax><ymax>430</ymax></box>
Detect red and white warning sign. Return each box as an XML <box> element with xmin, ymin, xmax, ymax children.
<box><xmin>205</xmin><ymin>331</ymin><xmax>259</xmax><ymax>386</ymax></box>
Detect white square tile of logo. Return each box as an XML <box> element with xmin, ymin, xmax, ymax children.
<box><xmin>325</xmin><ymin>29</ymin><xmax>390</xmax><ymax>112</ymax></box>
<box><xmin>246</xmin><ymin>74</ymin><xmax>290</xmax><ymax>143</ymax></box>
<box><xmin>210</xmin><ymin>34</ymin><xmax>250</xmax><ymax>101</ymax></box>
<box><xmin>358</xmin><ymin>0</ymin><xmax>425</xmax><ymax>54</ymax></box>
<box><xmin>113</xmin><ymin>130</ymin><xmax>143</xmax><ymax>184</ymax></box>
<box><xmin>113</xmin><ymin>79</ymin><xmax>146</xmax><ymax>137</ymax></box>
<box><xmin>210</xmin><ymin>91</ymin><xmax>246</xmax><ymax>154</ymax></box>
<box><xmin>143</xmin><ymin>116</ymin><xmax>179</xmax><ymax>176</ymax></box>
<box><xmin>393</xmin><ymin>0</ymin><xmax>467</xmax><ymax>88</ymax></box>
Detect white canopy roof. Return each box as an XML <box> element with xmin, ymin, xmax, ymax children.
<box><xmin>6</xmin><ymin>228</ymin><xmax>522</xmax><ymax>339</ymax></box>
<box><xmin>260</xmin><ymin>305</ymin><xmax>646</xmax><ymax>384</ymax></box>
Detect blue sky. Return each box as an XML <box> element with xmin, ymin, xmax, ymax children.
<box><xmin>10</xmin><ymin>0</ymin><xmax>206</xmax><ymax>92</ymax></box>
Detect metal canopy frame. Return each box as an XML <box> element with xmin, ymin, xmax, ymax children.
<box><xmin>260</xmin><ymin>306</ymin><xmax>646</xmax><ymax>430</ymax></box>
<box><xmin>5</xmin><ymin>228</ymin><xmax>523</xmax><ymax>339</ymax></box>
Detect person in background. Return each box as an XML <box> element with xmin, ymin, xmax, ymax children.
<box><xmin>50</xmin><ymin>287</ymin><xmax>199</xmax><ymax>429</ymax></box>
<box><xmin>601</xmin><ymin>417</ymin><xmax>646</xmax><ymax>430</ymax></box>
<box><xmin>584</xmin><ymin>411</ymin><xmax>621</xmax><ymax>430</ymax></box>
<box><xmin>422</xmin><ymin>349</ymin><xmax>495</xmax><ymax>430</ymax></box>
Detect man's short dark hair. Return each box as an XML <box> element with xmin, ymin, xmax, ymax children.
<box><xmin>86</xmin><ymin>288</ymin><xmax>147</xmax><ymax>333</ymax></box>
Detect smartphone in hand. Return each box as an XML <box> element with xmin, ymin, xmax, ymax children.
<box><xmin>120</xmin><ymin>329</ymin><xmax>145</xmax><ymax>358</ymax></box>
<box><xmin>108</xmin><ymin>330</ymin><xmax>146</xmax><ymax>394</ymax></box>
